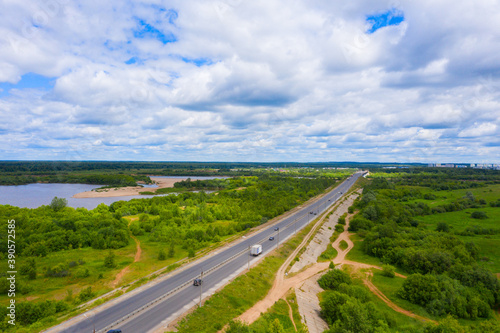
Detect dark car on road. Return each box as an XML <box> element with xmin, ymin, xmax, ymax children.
<box><xmin>107</xmin><ymin>330</ymin><xmax>122</xmax><ymax>333</ymax></box>
<box><xmin>193</xmin><ymin>278</ymin><xmax>202</xmax><ymax>286</ymax></box>
<box><xmin>274</xmin><ymin>227</ymin><xmax>279</xmax><ymax>231</ymax></box>
<box><xmin>269</xmin><ymin>236</ymin><xmax>275</xmax><ymax>241</ymax></box>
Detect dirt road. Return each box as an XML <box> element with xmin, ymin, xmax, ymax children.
<box><xmin>236</xmin><ymin>196</ymin><xmax>435</xmax><ymax>328</ymax></box>
<box><xmin>112</xmin><ymin>218</ymin><xmax>142</xmax><ymax>288</ymax></box>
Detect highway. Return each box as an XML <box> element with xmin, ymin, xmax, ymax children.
<box><xmin>59</xmin><ymin>172</ymin><xmax>364</xmax><ymax>333</ymax></box>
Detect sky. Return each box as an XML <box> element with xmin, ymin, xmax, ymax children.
<box><xmin>0</xmin><ymin>0</ymin><xmax>499</xmax><ymax>163</ymax></box>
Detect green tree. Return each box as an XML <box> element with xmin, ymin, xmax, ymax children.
<box><xmin>168</xmin><ymin>242</ymin><xmax>175</xmax><ymax>258</ymax></box>
<box><xmin>104</xmin><ymin>251</ymin><xmax>116</xmax><ymax>268</ymax></box>
<box><xmin>332</xmin><ymin>299</ymin><xmax>372</xmax><ymax>333</ymax></box>
<box><xmin>77</xmin><ymin>286</ymin><xmax>95</xmax><ymax>303</ymax></box>
<box><xmin>320</xmin><ymin>291</ymin><xmax>350</xmax><ymax>325</ymax></box>
<box><xmin>464</xmin><ymin>191</ymin><xmax>475</xmax><ymax>202</ymax></box>
<box><xmin>158</xmin><ymin>249</ymin><xmax>166</xmax><ymax>261</ymax></box>
<box><xmin>471</xmin><ymin>211</ymin><xmax>488</xmax><ymax>219</ymax></box>
<box><xmin>76</xmin><ymin>267</ymin><xmax>90</xmax><ymax>278</ymax></box>
<box><xmin>318</xmin><ymin>269</ymin><xmax>352</xmax><ymax>290</ymax></box>
<box><xmin>436</xmin><ymin>222</ymin><xmax>450</xmax><ymax>232</ymax></box>
<box><xmin>269</xmin><ymin>318</ymin><xmax>285</xmax><ymax>333</ymax></box>
<box><xmin>381</xmin><ymin>264</ymin><xmax>395</xmax><ymax>278</ymax></box>
<box><xmin>50</xmin><ymin>196</ymin><xmax>68</xmax><ymax>211</ymax></box>
<box><xmin>20</xmin><ymin>258</ymin><xmax>37</xmax><ymax>280</ymax></box>
<box><xmin>335</xmin><ymin>224</ymin><xmax>344</xmax><ymax>233</ymax></box>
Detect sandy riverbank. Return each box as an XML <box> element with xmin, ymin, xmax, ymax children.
<box><xmin>72</xmin><ymin>177</ymin><xmax>194</xmax><ymax>198</ymax></box>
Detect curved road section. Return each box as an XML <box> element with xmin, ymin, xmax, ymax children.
<box><xmin>57</xmin><ymin>172</ymin><xmax>364</xmax><ymax>333</ymax></box>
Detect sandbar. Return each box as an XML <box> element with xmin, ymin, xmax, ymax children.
<box><xmin>72</xmin><ymin>177</ymin><xmax>200</xmax><ymax>198</ymax></box>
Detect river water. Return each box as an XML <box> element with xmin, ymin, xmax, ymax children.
<box><xmin>0</xmin><ymin>176</ymin><xmax>227</xmax><ymax>210</ymax></box>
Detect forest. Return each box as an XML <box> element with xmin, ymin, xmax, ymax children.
<box><xmin>0</xmin><ymin>174</ymin><xmax>337</xmax><ymax>331</ymax></box>
<box><xmin>0</xmin><ymin>160</ymin><xmax>414</xmax><ymax>185</ymax></box>
<box><xmin>321</xmin><ymin>170</ymin><xmax>500</xmax><ymax>332</ymax></box>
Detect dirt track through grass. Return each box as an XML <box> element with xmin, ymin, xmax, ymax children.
<box><xmin>112</xmin><ymin>217</ymin><xmax>142</xmax><ymax>288</ymax></box>
<box><xmin>237</xmin><ymin>197</ymin><xmax>435</xmax><ymax>328</ymax></box>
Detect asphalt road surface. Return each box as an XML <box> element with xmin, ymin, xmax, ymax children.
<box><xmin>60</xmin><ymin>172</ymin><xmax>364</xmax><ymax>333</ymax></box>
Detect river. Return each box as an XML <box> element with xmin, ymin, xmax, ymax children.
<box><xmin>0</xmin><ymin>176</ymin><xmax>226</xmax><ymax>210</ymax></box>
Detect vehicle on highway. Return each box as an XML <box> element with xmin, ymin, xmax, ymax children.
<box><xmin>107</xmin><ymin>330</ymin><xmax>122</xmax><ymax>333</ymax></box>
<box><xmin>274</xmin><ymin>227</ymin><xmax>279</xmax><ymax>231</ymax></box>
<box><xmin>59</xmin><ymin>174</ymin><xmax>361</xmax><ymax>333</ymax></box>
<box><xmin>269</xmin><ymin>236</ymin><xmax>275</xmax><ymax>241</ymax></box>
<box><xmin>193</xmin><ymin>278</ymin><xmax>202</xmax><ymax>286</ymax></box>
<box><xmin>250</xmin><ymin>244</ymin><xmax>262</xmax><ymax>256</ymax></box>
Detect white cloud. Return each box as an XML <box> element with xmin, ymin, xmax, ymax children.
<box><xmin>0</xmin><ymin>0</ymin><xmax>499</xmax><ymax>162</ymax></box>
<box><xmin>458</xmin><ymin>122</ymin><xmax>498</xmax><ymax>138</ymax></box>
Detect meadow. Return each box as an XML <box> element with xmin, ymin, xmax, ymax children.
<box><xmin>339</xmin><ymin>170</ymin><xmax>500</xmax><ymax>332</ymax></box>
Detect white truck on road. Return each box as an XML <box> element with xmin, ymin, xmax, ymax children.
<box><xmin>250</xmin><ymin>244</ymin><xmax>262</xmax><ymax>256</ymax></box>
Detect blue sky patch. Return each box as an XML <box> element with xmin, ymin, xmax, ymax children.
<box><xmin>125</xmin><ymin>57</ymin><xmax>137</xmax><ymax>65</ymax></box>
<box><xmin>366</xmin><ymin>8</ymin><xmax>404</xmax><ymax>34</ymax></box>
<box><xmin>0</xmin><ymin>72</ymin><xmax>54</xmax><ymax>97</ymax></box>
<box><xmin>133</xmin><ymin>18</ymin><xmax>177</xmax><ymax>44</ymax></box>
<box><xmin>125</xmin><ymin>57</ymin><xmax>145</xmax><ymax>65</ymax></box>
<box><xmin>181</xmin><ymin>57</ymin><xmax>213</xmax><ymax>67</ymax></box>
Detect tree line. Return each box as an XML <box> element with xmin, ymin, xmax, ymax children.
<box><xmin>0</xmin><ymin>175</ymin><xmax>337</xmax><ymax>330</ymax></box>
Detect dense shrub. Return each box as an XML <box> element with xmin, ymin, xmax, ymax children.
<box><xmin>471</xmin><ymin>211</ymin><xmax>488</xmax><ymax>219</ymax></box>
<box><xmin>381</xmin><ymin>264</ymin><xmax>395</xmax><ymax>278</ymax></box>
<box><xmin>45</xmin><ymin>264</ymin><xmax>70</xmax><ymax>278</ymax></box>
<box><xmin>16</xmin><ymin>300</ymin><xmax>69</xmax><ymax>326</ymax></box>
<box><xmin>398</xmin><ymin>273</ymin><xmax>492</xmax><ymax>318</ymax></box>
<box><xmin>75</xmin><ymin>268</ymin><xmax>90</xmax><ymax>278</ymax></box>
<box><xmin>77</xmin><ymin>286</ymin><xmax>95</xmax><ymax>303</ymax></box>
<box><xmin>436</xmin><ymin>222</ymin><xmax>450</xmax><ymax>232</ymax></box>
<box><xmin>104</xmin><ymin>251</ymin><xmax>116</xmax><ymax>268</ymax></box>
<box><xmin>318</xmin><ymin>269</ymin><xmax>352</xmax><ymax>290</ymax></box>
<box><xmin>348</xmin><ymin>216</ymin><xmax>374</xmax><ymax>232</ymax></box>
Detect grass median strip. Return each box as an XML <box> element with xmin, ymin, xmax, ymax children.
<box><xmin>172</xmin><ymin>221</ymin><xmax>316</xmax><ymax>333</ymax></box>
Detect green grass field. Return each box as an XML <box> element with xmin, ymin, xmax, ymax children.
<box><xmin>414</xmin><ymin>207</ymin><xmax>500</xmax><ymax>273</ymax></box>
<box><xmin>416</xmin><ymin>207</ymin><xmax>500</xmax><ymax>231</ymax></box>
<box><xmin>403</xmin><ymin>184</ymin><xmax>500</xmax><ymax>273</ymax></box>
<box><xmin>405</xmin><ymin>184</ymin><xmax>500</xmax><ymax>208</ymax></box>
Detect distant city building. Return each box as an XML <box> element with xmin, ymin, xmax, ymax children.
<box><xmin>427</xmin><ymin>163</ymin><xmax>498</xmax><ymax>170</ymax></box>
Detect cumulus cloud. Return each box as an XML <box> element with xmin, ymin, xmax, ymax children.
<box><xmin>0</xmin><ymin>0</ymin><xmax>499</xmax><ymax>162</ymax></box>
